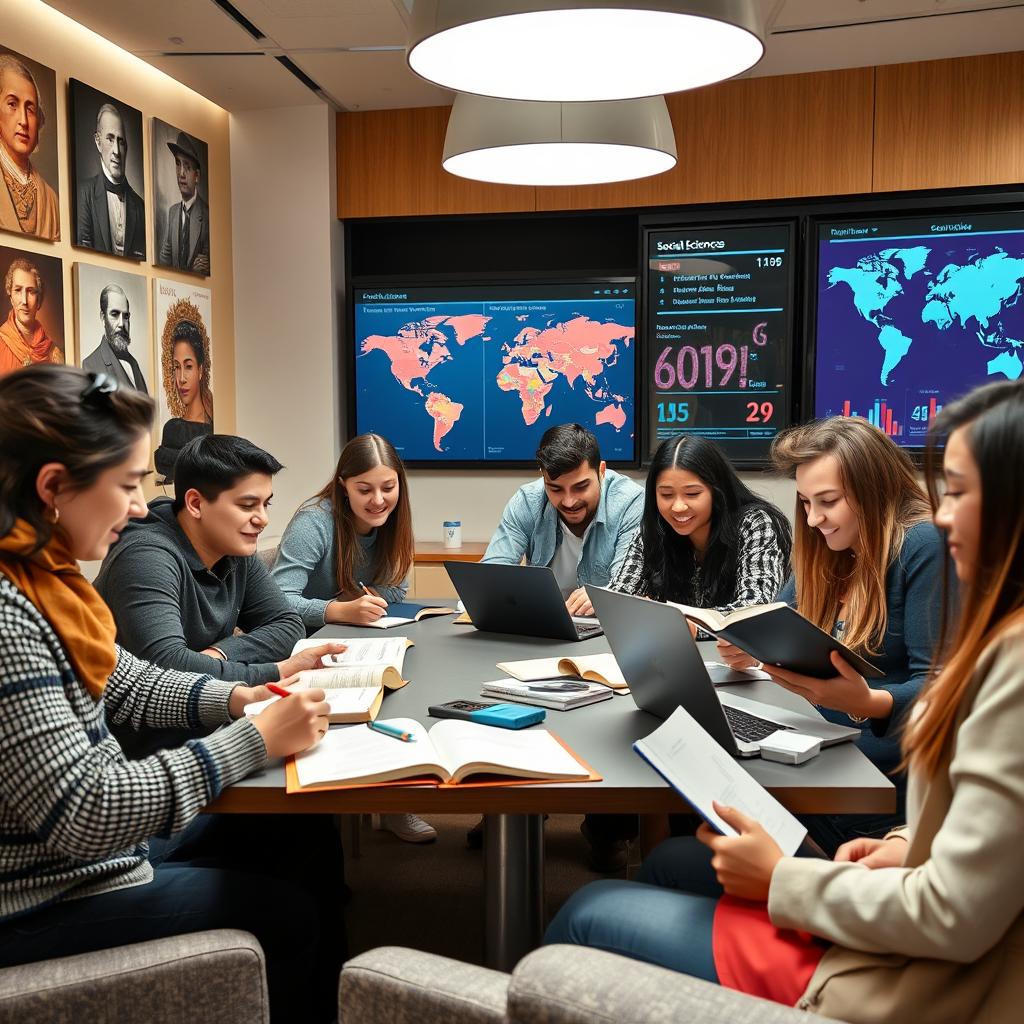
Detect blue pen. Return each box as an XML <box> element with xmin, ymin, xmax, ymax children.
<box><xmin>367</xmin><ymin>720</ymin><xmax>415</xmax><ymax>742</ymax></box>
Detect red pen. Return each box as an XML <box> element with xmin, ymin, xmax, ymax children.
<box><xmin>267</xmin><ymin>683</ymin><xmax>291</xmax><ymax>698</ymax></box>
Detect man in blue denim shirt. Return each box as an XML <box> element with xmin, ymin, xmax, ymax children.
<box><xmin>483</xmin><ymin>423</ymin><xmax>643</xmax><ymax>616</ymax></box>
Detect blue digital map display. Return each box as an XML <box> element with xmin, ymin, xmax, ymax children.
<box><xmin>353</xmin><ymin>284</ymin><xmax>636</xmax><ymax>463</ymax></box>
<box><xmin>815</xmin><ymin>211</ymin><xmax>1024</xmax><ymax>443</ymax></box>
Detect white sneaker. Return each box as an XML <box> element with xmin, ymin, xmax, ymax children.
<box><xmin>373</xmin><ymin>813</ymin><xmax>437</xmax><ymax>843</ymax></box>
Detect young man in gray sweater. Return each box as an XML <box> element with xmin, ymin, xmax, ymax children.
<box><xmin>96</xmin><ymin>434</ymin><xmax>340</xmax><ymax>756</ymax></box>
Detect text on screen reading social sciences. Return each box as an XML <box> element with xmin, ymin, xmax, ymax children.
<box><xmin>645</xmin><ymin>222</ymin><xmax>794</xmax><ymax>463</ymax></box>
<box><xmin>353</xmin><ymin>283</ymin><xmax>637</xmax><ymax>464</ymax></box>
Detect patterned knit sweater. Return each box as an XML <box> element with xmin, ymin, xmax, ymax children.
<box><xmin>0</xmin><ymin>576</ymin><xmax>267</xmax><ymax>922</ymax></box>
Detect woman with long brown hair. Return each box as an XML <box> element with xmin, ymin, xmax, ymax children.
<box><xmin>719</xmin><ymin>416</ymin><xmax>944</xmax><ymax>851</ymax></box>
<box><xmin>547</xmin><ymin>379</ymin><xmax>1024</xmax><ymax>1022</ymax></box>
<box><xmin>273</xmin><ymin>433</ymin><xmax>431</xmax><ymax>843</ymax></box>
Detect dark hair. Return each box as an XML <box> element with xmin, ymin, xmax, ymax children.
<box><xmin>0</xmin><ymin>364</ymin><xmax>154</xmax><ymax>550</ymax></box>
<box><xmin>314</xmin><ymin>433</ymin><xmax>413</xmax><ymax>596</ymax></box>
<box><xmin>172</xmin><ymin>434</ymin><xmax>283</xmax><ymax>513</ymax></box>
<box><xmin>905</xmin><ymin>379</ymin><xmax>1024</xmax><ymax>775</ymax></box>
<box><xmin>641</xmin><ymin>434</ymin><xmax>791</xmax><ymax>604</ymax></box>
<box><xmin>536</xmin><ymin>423</ymin><xmax>601</xmax><ymax>479</ymax></box>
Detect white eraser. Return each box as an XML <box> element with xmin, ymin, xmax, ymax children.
<box><xmin>758</xmin><ymin>731</ymin><xmax>822</xmax><ymax>765</ymax></box>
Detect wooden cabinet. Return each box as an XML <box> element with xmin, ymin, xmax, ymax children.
<box><xmin>408</xmin><ymin>541</ymin><xmax>487</xmax><ymax>598</ymax></box>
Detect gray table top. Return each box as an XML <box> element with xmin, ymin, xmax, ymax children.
<box><xmin>211</xmin><ymin>610</ymin><xmax>895</xmax><ymax>816</ymax></box>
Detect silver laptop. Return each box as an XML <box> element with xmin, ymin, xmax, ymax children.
<box><xmin>587</xmin><ymin>586</ymin><xmax>860</xmax><ymax>758</ymax></box>
<box><xmin>446</xmin><ymin>562</ymin><xmax>603</xmax><ymax>641</ymax></box>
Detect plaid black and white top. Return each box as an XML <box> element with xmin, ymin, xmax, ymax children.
<box><xmin>608</xmin><ymin>506</ymin><xmax>787</xmax><ymax>613</ymax></box>
<box><xmin>0</xmin><ymin>576</ymin><xmax>267</xmax><ymax>922</ymax></box>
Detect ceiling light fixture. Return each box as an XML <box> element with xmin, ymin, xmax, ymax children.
<box><xmin>408</xmin><ymin>1</ymin><xmax>765</xmax><ymax>102</ymax></box>
<box><xmin>442</xmin><ymin>93</ymin><xmax>677</xmax><ymax>186</ymax></box>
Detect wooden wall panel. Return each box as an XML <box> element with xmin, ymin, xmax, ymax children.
<box><xmin>873</xmin><ymin>52</ymin><xmax>1024</xmax><ymax>193</ymax></box>
<box><xmin>536</xmin><ymin>68</ymin><xmax>875</xmax><ymax>212</ymax></box>
<box><xmin>337</xmin><ymin>107</ymin><xmax>535</xmax><ymax>218</ymax></box>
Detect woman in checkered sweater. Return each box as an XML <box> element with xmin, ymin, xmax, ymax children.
<box><xmin>0</xmin><ymin>365</ymin><xmax>343</xmax><ymax>1023</ymax></box>
<box><xmin>609</xmin><ymin>434</ymin><xmax>791</xmax><ymax>613</ymax></box>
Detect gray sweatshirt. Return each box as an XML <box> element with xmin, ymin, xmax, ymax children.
<box><xmin>95</xmin><ymin>498</ymin><xmax>304</xmax><ymax>685</ymax></box>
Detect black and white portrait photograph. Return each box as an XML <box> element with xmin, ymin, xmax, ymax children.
<box><xmin>152</xmin><ymin>118</ymin><xmax>209</xmax><ymax>276</ymax></box>
<box><xmin>0</xmin><ymin>46</ymin><xmax>59</xmax><ymax>241</ymax></box>
<box><xmin>69</xmin><ymin>79</ymin><xmax>145</xmax><ymax>260</ymax></box>
<box><xmin>0</xmin><ymin>243</ymin><xmax>63</xmax><ymax>379</ymax></box>
<box><xmin>74</xmin><ymin>261</ymin><xmax>150</xmax><ymax>395</ymax></box>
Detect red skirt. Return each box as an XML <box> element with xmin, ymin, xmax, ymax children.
<box><xmin>712</xmin><ymin>895</ymin><xmax>827</xmax><ymax>1005</ymax></box>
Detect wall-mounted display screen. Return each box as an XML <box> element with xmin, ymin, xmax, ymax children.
<box><xmin>352</xmin><ymin>282</ymin><xmax>637</xmax><ymax>465</ymax></box>
<box><xmin>814</xmin><ymin>210</ymin><xmax>1024</xmax><ymax>444</ymax></box>
<box><xmin>643</xmin><ymin>222</ymin><xmax>795</xmax><ymax>465</ymax></box>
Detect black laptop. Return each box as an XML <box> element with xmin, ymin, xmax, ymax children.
<box><xmin>587</xmin><ymin>586</ymin><xmax>859</xmax><ymax>757</ymax></box>
<box><xmin>445</xmin><ymin>562</ymin><xmax>603</xmax><ymax>642</ymax></box>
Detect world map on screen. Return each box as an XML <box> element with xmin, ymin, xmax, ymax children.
<box><xmin>355</xmin><ymin>298</ymin><xmax>635</xmax><ymax>462</ymax></box>
<box><xmin>816</xmin><ymin>230</ymin><xmax>1024</xmax><ymax>439</ymax></box>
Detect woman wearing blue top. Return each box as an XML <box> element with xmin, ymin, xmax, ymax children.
<box><xmin>272</xmin><ymin>433</ymin><xmax>433</xmax><ymax>843</ymax></box>
<box><xmin>720</xmin><ymin>416</ymin><xmax>944</xmax><ymax>852</ymax></box>
<box><xmin>273</xmin><ymin>433</ymin><xmax>413</xmax><ymax>630</ymax></box>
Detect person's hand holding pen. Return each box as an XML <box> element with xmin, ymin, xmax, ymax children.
<box><xmin>249</xmin><ymin>682</ymin><xmax>330</xmax><ymax>757</ymax></box>
<box><xmin>325</xmin><ymin>581</ymin><xmax>388</xmax><ymax>625</ymax></box>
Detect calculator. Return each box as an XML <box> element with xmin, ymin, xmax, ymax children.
<box><xmin>427</xmin><ymin>700</ymin><xmax>546</xmax><ymax>729</ymax></box>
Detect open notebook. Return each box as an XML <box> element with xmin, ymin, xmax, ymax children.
<box><xmin>286</xmin><ymin>717</ymin><xmax>600</xmax><ymax>792</ymax></box>
<box><xmin>495</xmin><ymin>653</ymin><xmax>628</xmax><ymax>691</ymax></box>
<box><xmin>245</xmin><ymin>636</ymin><xmax>413</xmax><ymax>723</ymax></box>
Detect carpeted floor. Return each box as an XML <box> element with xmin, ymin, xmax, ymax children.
<box><xmin>342</xmin><ymin>813</ymin><xmax>634</xmax><ymax>965</ymax></box>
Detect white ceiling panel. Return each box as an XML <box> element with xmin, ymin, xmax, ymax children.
<box><xmin>294</xmin><ymin>50</ymin><xmax>451</xmax><ymax>110</ymax></box>
<box><xmin>146</xmin><ymin>54</ymin><xmax>313</xmax><ymax>111</ymax></box>
<box><xmin>232</xmin><ymin>0</ymin><xmax>408</xmax><ymax>49</ymax></box>
<box><xmin>48</xmin><ymin>0</ymin><xmax>264</xmax><ymax>53</ymax></box>
<box><xmin>769</xmin><ymin>0</ymin><xmax>1024</xmax><ymax>31</ymax></box>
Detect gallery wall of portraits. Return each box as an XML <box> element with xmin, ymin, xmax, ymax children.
<box><xmin>1</xmin><ymin>1</ymin><xmax>234</xmax><ymax>489</ymax></box>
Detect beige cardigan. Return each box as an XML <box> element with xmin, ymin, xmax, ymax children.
<box><xmin>768</xmin><ymin>625</ymin><xmax>1024</xmax><ymax>1022</ymax></box>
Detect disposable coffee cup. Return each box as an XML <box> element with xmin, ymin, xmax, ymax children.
<box><xmin>443</xmin><ymin>520</ymin><xmax>462</xmax><ymax>548</ymax></box>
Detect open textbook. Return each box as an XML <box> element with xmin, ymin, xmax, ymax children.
<box><xmin>634</xmin><ymin>706</ymin><xmax>808</xmax><ymax>856</ymax></box>
<box><xmin>495</xmin><ymin>653</ymin><xmax>628</xmax><ymax>691</ymax></box>
<box><xmin>245</xmin><ymin>636</ymin><xmax>413</xmax><ymax>723</ymax></box>
<box><xmin>668</xmin><ymin>601</ymin><xmax>884</xmax><ymax>680</ymax></box>
<box><xmin>368</xmin><ymin>600</ymin><xmax>456</xmax><ymax>629</ymax></box>
<box><xmin>287</xmin><ymin>717</ymin><xmax>599</xmax><ymax>792</ymax></box>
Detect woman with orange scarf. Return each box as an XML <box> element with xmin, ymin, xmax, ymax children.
<box><xmin>0</xmin><ymin>365</ymin><xmax>343</xmax><ymax>1024</ymax></box>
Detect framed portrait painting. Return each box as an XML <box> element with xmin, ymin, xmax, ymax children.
<box><xmin>153</xmin><ymin>277</ymin><xmax>212</xmax><ymax>483</ymax></box>
<box><xmin>0</xmin><ymin>46</ymin><xmax>60</xmax><ymax>241</ymax></box>
<box><xmin>0</xmin><ymin>243</ymin><xmax>64</xmax><ymax>378</ymax></box>
<box><xmin>74</xmin><ymin>262</ymin><xmax>151</xmax><ymax>397</ymax></box>
<box><xmin>152</xmin><ymin>118</ymin><xmax>209</xmax><ymax>276</ymax></box>
<box><xmin>69</xmin><ymin>79</ymin><xmax>145</xmax><ymax>260</ymax></box>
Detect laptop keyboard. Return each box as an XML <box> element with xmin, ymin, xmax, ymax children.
<box><xmin>723</xmin><ymin>704</ymin><xmax>783</xmax><ymax>743</ymax></box>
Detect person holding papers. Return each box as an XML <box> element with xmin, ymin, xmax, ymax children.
<box><xmin>718</xmin><ymin>417</ymin><xmax>943</xmax><ymax>851</ymax></box>
<box><xmin>483</xmin><ymin>422</ymin><xmax>643</xmax><ymax>618</ymax></box>
<box><xmin>548</xmin><ymin>379</ymin><xmax>1024</xmax><ymax>1022</ymax></box>
<box><xmin>0</xmin><ymin>366</ymin><xmax>344</xmax><ymax>1024</ymax></box>
<box><xmin>95</xmin><ymin>434</ymin><xmax>342</xmax><ymax>759</ymax></box>
<box><xmin>273</xmin><ymin>434</ymin><xmax>435</xmax><ymax>843</ymax></box>
<box><xmin>608</xmin><ymin>434</ymin><xmax>790</xmax><ymax>613</ymax></box>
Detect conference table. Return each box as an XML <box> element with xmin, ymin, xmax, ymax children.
<box><xmin>208</xmin><ymin>607</ymin><xmax>895</xmax><ymax>970</ymax></box>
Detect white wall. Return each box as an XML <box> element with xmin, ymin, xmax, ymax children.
<box><xmin>230</xmin><ymin>102</ymin><xmax>342</xmax><ymax>542</ymax></box>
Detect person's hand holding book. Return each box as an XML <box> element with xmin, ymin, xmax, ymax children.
<box><xmin>762</xmin><ymin>651</ymin><xmax>894</xmax><ymax>721</ymax></box>
<box><xmin>696</xmin><ymin>801</ymin><xmax>784</xmax><ymax>901</ymax></box>
<box><xmin>274</xmin><ymin>640</ymin><xmax>349</xmax><ymax>679</ymax></box>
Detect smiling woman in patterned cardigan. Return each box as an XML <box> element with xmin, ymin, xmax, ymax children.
<box><xmin>0</xmin><ymin>364</ymin><xmax>343</xmax><ymax>1024</ymax></box>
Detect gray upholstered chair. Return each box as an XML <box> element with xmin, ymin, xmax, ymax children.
<box><xmin>0</xmin><ymin>929</ymin><xmax>268</xmax><ymax>1024</ymax></box>
<box><xmin>338</xmin><ymin>944</ymin><xmax>843</xmax><ymax>1024</ymax></box>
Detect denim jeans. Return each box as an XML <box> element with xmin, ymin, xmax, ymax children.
<box><xmin>545</xmin><ymin>837</ymin><xmax>722</xmax><ymax>981</ymax></box>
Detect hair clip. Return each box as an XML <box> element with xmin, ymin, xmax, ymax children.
<box><xmin>81</xmin><ymin>372</ymin><xmax>118</xmax><ymax>408</ymax></box>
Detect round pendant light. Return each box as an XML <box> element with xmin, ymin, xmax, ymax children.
<box><xmin>442</xmin><ymin>93</ymin><xmax>677</xmax><ymax>186</ymax></box>
<box><xmin>408</xmin><ymin>1</ymin><xmax>765</xmax><ymax>102</ymax></box>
